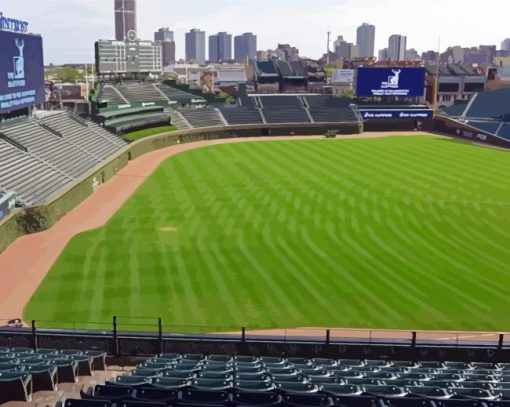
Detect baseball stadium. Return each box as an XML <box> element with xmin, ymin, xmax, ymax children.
<box><xmin>2</xmin><ymin>6</ymin><xmax>510</xmax><ymax>407</ymax></box>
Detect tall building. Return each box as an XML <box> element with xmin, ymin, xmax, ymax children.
<box><xmin>155</xmin><ymin>27</ymin><xmax>174</xmax><ymax>43</ymax></box>
<box><xmin>388</xmin><ymin>34</ymin><xmax>406</xmax><ymax>61</ymax></box>
<box><xmin>209</xmin><ymin>32</ymin><xmax>232</xmax><ymax>63</ymax></box>
<box><xmin>234</xmin><ymin>33</ymin><xmax>257</xmax><ymax>63</ymax></box>
<box><xmin>185</xmin><ymin>29</ymin><xmax>206</xmax><ymax>64</ymax></box>
<box><xmin>405</xmin><ymin>48</ymin><xmax>420</xmax><ymax>61</ymax></box>
<box><xmin>335</xmin><ymin>39</ymin><xmax>358</xmax><ymax>60</ymax></box>
<box><xmin>114</xmin><ymin>0</ymin><xmax>137</xmax><ymax>41</ymax></box>
<box><xmin>378</xmin><ymin>48</ymin><xmax>389</xmax><ymax>61</ymax></box>
<box><xmin>502</xmin><ymin>39</ymin><xmax>510</xmax><ymax>51</ymax></box>
<box><xmin>356</xmin><ymin>23</ymin><xmax>375</xmax><ymax>58</ymax></box>
<box><xmin>154</xmin><ymin>28</ymin><xmax>176</xmax><ymax>67</ymax></box>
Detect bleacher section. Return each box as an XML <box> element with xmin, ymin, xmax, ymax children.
<box><xmin>98</xmin><ymin>85</ymin><xmax>128</xmax><ymax>106</ymax></box>
<box><xmin>66</xmin><ymin>353</ymin><xmax>510</xmax><ymax>406</ymax></box>
<box><xmin>499</xmin><ymin>123</ymin><xmax>510</xmax><ymax>141</ymax></box>
<box><xmin>465</xmin><ymin>121</ymin><xmax>501</xmax><ymax>135</ymax></box>
<box><xmin>39</xmin><ymin>112</ymin><xmax>126</xmax><ymax>160</ymax></box>
<box><xmin>180</xmin><ymin>108</ymin><xmax>226</xmax><ymax>128</ymax></box>
<box><xmin>306</xmin><ymin>96</ymin><xmax>359</xmax><ymax>123</ymax></box>
<box><xmin>0</xmin><ymin>346</ymin><xmax>107</xmax><ymax>404</ymax></box>
<box><xmin>1</xmin><ymin>121</ymin><xmax>99</xmax><ymax>178</ymax></box>
<box><xmin>0</xmin><ymin>139</ymin><xmax>72</xmax><ymax>206</ymax></box>
<box><xmin>0</xmin><ymin>112</ymin><xmax>127</xmax><ymax>206</ymax></box>
<box><xmin>260</xmin><ymin>96</ymin><xmax>311</xmax><ymax>124</ymax></box>
<box><xmin>219</xmin><ymin>106</ymin><xmax>264</xmax><ymax>125</ymax></box>
<box><xmin>463</xmin><ymin>89</ymin><xmax>510</xmax><ymax>120</ymax></box>
<box><xmin>114</xmin><ymin>84</ymin><xmax>167</xmax><ymax>104</ymax></box>
<box><xmin>442</xmin><ymin>90</ymin><xmax>510</xmax><ymax>143</ymax></box>
<box><xmin>156</xmin><ymin>83</ymin><xmax>199</xmax><ymax>103</ymax></box>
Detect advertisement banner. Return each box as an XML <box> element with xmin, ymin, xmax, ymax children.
<box><xmin>0</xmin><ymin>31</ymin><xmax>45</xmax><ymax>114</ymax></box>
<box><xmin>359</xmin><ymin>109</ymin><xmax>434</xmax><ymax>121</ymax></box>
<box><xmin>356</xmin><ymin>67</ymin><xmax>425</xmax><ymax>97</ymax></box>
<box><xmin>0</xmin><ymin>192</ymin><xmax>16</xmax><ymax>221</ymax></box>
<box><xmin>332</xmin><ymin>69</ymin><xmax>354</xmax><ymax>85</ymax></box>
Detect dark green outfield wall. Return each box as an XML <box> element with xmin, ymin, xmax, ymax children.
<box><xmin>0</xmin><ymin>122</ymin><xmax>361</xmax><ymax>254</ymax></box>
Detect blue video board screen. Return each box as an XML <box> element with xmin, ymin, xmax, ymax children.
<box><xmin>0</xmin><ymin>30</ymin><xmax>45</xmax><ymax>114</ymax></box>
<box><xmin>356</xmin><ymin>67</ymin><xmax>425</xmax><ymax>97</ymax></box>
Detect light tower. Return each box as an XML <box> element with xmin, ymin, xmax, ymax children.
<box><xmin>327</xmin><ymin>31</ymin><xmax>331</xmax><ymax>64</ymax></box>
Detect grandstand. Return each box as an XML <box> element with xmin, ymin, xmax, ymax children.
<box><xmin>0</xmin><ymin>112</ymin><xmax>127</xmax><ymax>206</ymax></box>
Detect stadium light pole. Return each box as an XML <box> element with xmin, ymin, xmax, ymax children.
<box><xmin>432</xmin><ymin>37</ymin><xmax>441</xmax><ymax>116</ymax></box>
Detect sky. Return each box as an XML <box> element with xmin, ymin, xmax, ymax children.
<box><xmin>1</xmin><ymin>0</ymin><xmax>509</xmax><ymax>65</ymax></box>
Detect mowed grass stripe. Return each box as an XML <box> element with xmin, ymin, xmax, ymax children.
<box><xmin>24</xmin><ymin>136</ymin><xmax>510</xmax><ymax>332</ymax></box>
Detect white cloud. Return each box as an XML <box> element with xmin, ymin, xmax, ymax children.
<box><xmin>1</xmin><ymin>0</ymin><xmax>508</xmax><ymax>64</ymax></box>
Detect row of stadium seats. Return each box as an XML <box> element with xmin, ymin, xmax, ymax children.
<box><xmin>0</xmin><ymin>346</ymin><xmax>106</xmax><ymax>403</ymax></box>
<box><xmin>96</xmin><ymin>354</ymin><xmax>510</xmax><ymax>404</ymax></box>
<box><xmin>98</xmin><ymin>83</ymin><xmax>199</xmax><ymax>106</ymax></box>
<box><xmin>0</xmin><ymin>112</ymin><xmax>127</xmax><ymax>206</ymax></box>
<box><xmin>66</xmin><ymin>385</ymin><xmax>510</xmax><ymax>407</ymax></box>
<box><xmin>180</xmin><ymin>108</ymin><xmax>226</xmax><ymax>128</ymax></box>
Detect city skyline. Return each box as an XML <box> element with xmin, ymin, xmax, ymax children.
<box><xmin>1</xmin><ymin>0</ymin><xmax>509</xmax><ymax>64</ymax></box>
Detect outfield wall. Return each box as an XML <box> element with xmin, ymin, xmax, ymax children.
<box><xmin>0</xmin><ymin>122</ymin><xmax>361</xmax><ymax>254</ymax></box>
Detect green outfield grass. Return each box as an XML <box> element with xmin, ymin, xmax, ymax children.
<box><xmin>24</xmin><ymin>136</ymin><xmax>510</xmax><ymax>332</ymax></box>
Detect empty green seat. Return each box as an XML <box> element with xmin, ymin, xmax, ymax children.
<box><xmin>275</xmin><ymin>381</ymin><xmax>318</xmax><ymax>393</ymax></box>
<box><xmin>207</xmin><ymin>355</ymin><xmax>232</xmax><ymax>362</ymax></box>
<box><xmin>313</xmin><ymin>358</ymin><xmax>338</xmax><ymax>367</ymax></box>
<box><xmin>0</xmin><ymin>372</ymin><xmax>32</xmax><ymax>403</ymax></box>
<box><xmin>320</xmin><ymin>384</ymin><xmax>361</xmax><ymax>396</ymax></box>
<box><xmin>301</xmin><ymin>368</ymin><xmax>329</xmax><ymax>376</ymax></box>
<box><xmin>288</xmin><ymin>358</ymin><xmax>312</xmax><ymax>366</ymax></box>
<box><xmin>444</xmin><ymin>362</ymin><xmax>473</xmax><ymax>370</ymax></box>
<box><xmin>271</xmin><ymin>374</ymin><xmax>306</xmax><ymax>383</ymax></box>
<box><xmin>337</xmin><ymin>360</ymin><xmax>364</xmax><ymax>367</ymax></box>
<box><xmin>112</xmin><ymin>375</ymin><xmax>149</xmax><ymax>386</ymax></box>
<box><xmin>162</xmin><ymin>370</ymin><xmax>195</xmax><ymax>380</ymax></box>
<box><xmin>418</xmin><ymin>361</ymin><xmax>444</xmax><ymax>368</ymax></box>
<box><xmin>139</xmin><ymin>362</ymin><xmax>174</xmax><ymax>369</ymax></box>
<box><xmin>190</xmin><ymin>378</ymin><xmax>231</xmax><ymax>390</ymax></box>
<box><xmin>365</xmin><ymin>372</ymin><xmax>396</xmax><ymax>380</ymax></box>
<box><xmin>260</xmin><ymin>357</ymin><xmax>285</xmax><ymax>365</ymax></box>
<box><xmin>362</xmin><ymin>384</ymin><xmax>406</xmax><ymax>396</ymax></box>
<box><xmin>234</xmin><ymin>356</ymin><xmax>259</xmax><ymax>363</ymax></box>
<box><xmin>364</xmin><ymin>360</ymin><xmax>389</xmax><ymax>367</ymax></box>
<box><xmin>131</xmin><ymin>368</ymin><xmax>162</xmax><ymax>377</ymax></box>
<box><xmin>150</xmin><ymin>376</ymin><xmax>190</xmax><ymax>389</ymax></box>
<box><xmin>234</xmin><ymin>380</ymin><xmax>275</xmax><ymax>391</ymax></box>
<box><xmin>0</xmin><ymin>363</ymin><xmax>19</xmax><ymax>371</ymax></box>
<box><xmin>234</xmin><ymin>372</ymin><xmax>269</xmax><ymax>381</ymax></box>
<box><xmin>235</xmin><ymin>365</ymin><xmax>266</xmax><ymax>374</ymax></box>
<box><xmin>433</xmin><ymin>373</ymin><xmax>466</xmax><ymax>381</ymax></box>
<box><xmin>345</xmin><ymin>378</ymin><xmax>382</xmax><ymax>386</ymax></box>
<box><xmin>448</xmin><ymin>387</ymin><xmax>494</xmax><ymax>399</ymax></box>
<box><xmin>266</xmin><ymin>367</ymin><xmax>296</xmax><ymax>375</ymax></box>
<box><xmin>405</xmin><ymin>386</ymin><xmax>450</xmax><ymax>398</ymax></box>
<box><xmin>23</xmin><ymin>365</ymin><xmax>57</xmax><ymax>392</ymax></box>
<box><xmin>197</xmin><ymin>371</ymin><xmax>232</xmax><ymax>380</ymax></box>
<box><xmin>48</xmin><ymin>359</ymin><xmax>78</xmax><ymax>383</ymax></box>
<box><xmin>390</xmin><ymin>379</ymin><xmax>421</xmax><ymax>387</ymax></box>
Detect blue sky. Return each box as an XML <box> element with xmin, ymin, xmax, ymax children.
<box><xmin>1</xmin><ymin>0</ymin><xmax>509</xmax><ymax>64</ymax></box>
